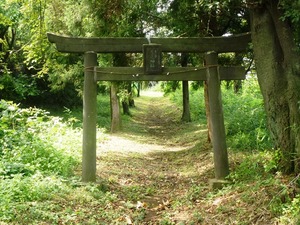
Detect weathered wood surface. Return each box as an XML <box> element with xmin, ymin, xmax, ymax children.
<box><xmin>93</xmin><ymin>66</ymin><xmax>245</xmax><ymax>81</ymax></box>
<box><xmin>205</xmin><ymin>52</ymin><xmax>229</xmax><ymax>179</ymax></box>
<box><xmin>47</xmin><ymin>32</ymin><xmax>251</xmax><ymax>53</ymax></box>
<box><xmin>82</xmin><ymin>52</ymin><xmax>97</xmax><ymax>182</ymax></box>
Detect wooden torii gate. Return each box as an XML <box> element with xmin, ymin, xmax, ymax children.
<box><xmin>47</xmin><ymin>33</ymin><xmax>251</xmax><ymax>183</ymax></box>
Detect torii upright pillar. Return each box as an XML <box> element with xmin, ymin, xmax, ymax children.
<box><xmin>82</xmin><ymin>52</ymin><xmax>97</xmax><ymax>182</ymax></box>
<box><xmin>205</xmin><ymin>52</ymin><xmax>229</xmax><ymax>180</ymax></box>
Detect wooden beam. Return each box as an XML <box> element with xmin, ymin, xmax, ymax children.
<box><xmin>47</xmin><ymin>32</ymin><xmax>251</xmax><ymax>53</ymax></box>
<box><xmin>93</xmin><ymin>66</ymin><xmax>245</xmax><ymax>81</ymax></box>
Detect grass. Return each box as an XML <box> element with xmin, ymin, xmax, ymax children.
<box><xmin>168</xmin><ymin>78</ymin><xmax>272</xmax><ymax>151</ymax></box>
<box><xmin>0</xmin><ymin>80</ymin><xmax>300</xmax><ymax>224</ymax></box>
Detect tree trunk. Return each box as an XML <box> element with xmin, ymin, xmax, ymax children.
<box><xmin>137</xmin><ymin>82</ymin><xmax>141</xmax><ymax>97</ymax></box>
<box><xmin>233</xmin><ymin>54</ymin><xmax>244</xmax><ymax>93</ymax></box>
<box><xmin>110</xmin><ymin>82</ymin><xmax>122</xmax><ymax>132</ymax></box>
<box><xmin>204</xmin><ymin>81</ymin><xmax>212</xmax><ymax>143</ymax></box>
<box><xmin>0</xmin><ymin>26</ymin><xmax>8</xmax><ymax>52</ymax></box>
<box><xmin>127</xmin><ymin>82</ymin><xmax>135</xmax><ymax>107</ymax></box>
<box><xmin>122</xmin><ymin>100</ymin><xmax>130</xmax><ymax>115</ymax></box>
<box><xmin>121</xmin><ymin>82</ymin><xmax>131</xmax><ymax>115</ymax></box>
<box><xmin>181</xmin><ymin>80</ymin><xmax>191</xmax><ymax>122</ymax></box>
<box><xmin>249</xmin><ymin>0</ymin><xmax>300</xmax><ymax>173</ymax></box>
<box><xmin>110</xmin><ymin>53</ymin><xmax>128</xmax><ymax>131</ymax></box>
<box><xmin>233</xmin><ymin>80</ymin><xmax>242</xmax><ymax>94</ymax></box>
<box><xmin>181</xmin><ymin>53</ymin><xmax>191</xmax><ymax>122</ymax></box>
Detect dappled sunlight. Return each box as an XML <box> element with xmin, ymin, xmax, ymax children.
<box><xmin>92</xmin><ymin>86</ymin><xmax>282</xmax><ymax>224</ymax></box>
<box><xmin>193</xmin><ymin>128</ymin><xmax>208</xmax><ymax>134</ymax></box>
<box><xmin>96</xmin><ymin>91</ymin><xmax>207</xmax><ymax>155</ymax></box>
<box><xmin>97</xmin><ymin>134</ymin><xmax>189</xmax><ymax>155</ymax></box>
<box><xmin>140</xmin><ymin>90</ymin><xmax>164</xmax><ymax>98</ymax></box>
<box><xmin>95</xmin><ymin>91</ymin><xmax>218</xmax><ymax>223</ymax></box>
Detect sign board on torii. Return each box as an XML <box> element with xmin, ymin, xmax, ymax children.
<box><xmin>47</xmin><ymin>32</ymin><xmax>251</xmax><ymax>184</ymax></box>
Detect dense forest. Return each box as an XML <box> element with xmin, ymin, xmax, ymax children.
<box><xmin>1</xmin><ymin>0</ymin><xmax>300</xmax><ymax>224</ymax></box>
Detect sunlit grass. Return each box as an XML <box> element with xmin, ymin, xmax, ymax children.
<box><xmin>168</xmin><ymin>79</ymin><xmax>272</xmax><ymax>151</ymax></box>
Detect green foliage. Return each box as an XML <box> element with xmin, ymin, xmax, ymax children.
<box><xmin>168</xmin><ymin>78</ymin><xmax>272</xmax><ymax>151</ymax></box>
<box><xmin>0</xmin><ymin>73</ymin><xmax>40</xmax><ymax>101</ymax></box>
<box><xmin>96</xmin><ymin>94</ymin><xmax>111</xmax><ymax>129</ymax></box>
<box><xmin>0</xmin><ymin>99</ymin><xmax>81</xmax><ymax>222</ymax></box>
<box><xmin>278</xmin><ymin>194</ymin><xmax>300</xmax><ymax>224</ymax></box>
<box><xmin>227</xmin><ymin>150</ymin><xmax>300</xmax><ymax>221</ymax></box>
<box><xmin>161</xmin><ymin>81</ymin><xmax>181</xmax><ymax>94</ymax></box>
<box><xmin>222</xmin><ymin>78</ymin><xmax>272</xmax><ymax>150</ymax></box>
<box><xmin>167</xmin><ymin>0</ymin><xmax>249</xmax><ymax>36</ymax></box>
<box><xmin>0</xmin><ymin>99</ymin><xmax>78</xmax><ymax>177</ymax></box>
<box><xmin>0</xmin><ymin>173</ymin><xmax>68</xmax><ymax>221</ymax></box>
<box><xmin>0</xmin><ymin>97</ymin><xmax>127</xmax><ymax>223</ymax></box>
<box><xmin>229</xmin><ymin>153</ymin><xmax>266</xmax><ymax>182</ymax></box>
<box><xmin>186</xmin><ymin>184</ymin><xmax>205</xmax><ymax>202</ymax></box>
<box><xmin>280</xmin><ymin>0</ymin><xmax>300</xmax><ymax>43</ymax></box>
<box><xmin>0</xmin><ymin>174</ymin><xmax>120</xmax><ymax>223</ymax></box>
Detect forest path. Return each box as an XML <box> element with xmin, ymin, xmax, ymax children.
<box><xmin>97</xmin><ymin>91</ymin><xmax>200</xmax><ymax>154</ymax></box>
<box><xmin>96</xmin><ymin>90</ymin><xmax>215</xmax><ymax>224</ymax></box>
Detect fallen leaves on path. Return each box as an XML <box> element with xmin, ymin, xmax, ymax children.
<box><xmin>95</xmin><ymin>91</ymin><xmax>276</xmax><ymax>224</ymax></box>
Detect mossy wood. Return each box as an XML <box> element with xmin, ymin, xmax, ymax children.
<box><xmin>94</xmin><ymin>66</ymin><xmax>245</xmax><ymax>81</ymax></box>
<box><xmin>47</xmin><ymin>32</ymin><xmax>251</xmax><ymax>53</ymax></box>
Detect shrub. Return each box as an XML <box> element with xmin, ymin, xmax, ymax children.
<box><xmin>0</xmin><ymin>100</ymin><xmax>78</xmax><ymax>177</ymax></box>
<box><xmin>222</xmin><ymin>78</ymin><xmax>272</xmax><ymax>150</ymax></box>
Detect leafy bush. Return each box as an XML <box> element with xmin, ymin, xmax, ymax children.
<box><xmin>0</xmin><ymin>100</ymin><xmax>78</xmax><ymax>177</ymax></box>
<box><xmin>0</xmin><ymin>73</ymin><xmax>41</xmax><ymax>102</ymax></box>
<box><xmin>222</xmin><ymin>78</ymin><xmax>272</xmax><ymax>150</ymax></box>
<box><xmin>278</xmin><ymin>194</ymin><xmax>300</xmax><ymax>224</ymax></box>
<box><xmin>0</xmin><ymin>99</ymin><xmax>83</xmax><ymax>222</ymax></box>
<box><xmin>0</xmin><ymin>172</ymin><xmax>71</xmax><ymax>222</ymax></box>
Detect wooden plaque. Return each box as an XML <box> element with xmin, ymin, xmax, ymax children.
<box><xmin>143</xmin><ymin>44</ymin><xmax>162</xmax><ymax>74</ymax></box>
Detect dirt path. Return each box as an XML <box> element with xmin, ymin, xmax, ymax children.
<box><xmin>97</xmin><ymin>91</ymin><xmax>197</xmax><ymax>154</ymax></box>
<box><xmin>96</xmin><ymin>91</ymin><xmax>214</xmax><ymax>224</ymax></box>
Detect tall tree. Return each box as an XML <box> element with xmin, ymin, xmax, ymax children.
<box><xmin>110</xmin><ymin>53</ymin><xmax>129</xmax><ymax>133</ymax></box>
<box><xmin>167</xmin><ymin>0</ymin><xmax>249</xmax><ymax>141</ymax></box>
<box><xmin>110</xmin><ymin>82</ymin><xmax>122</xmax><ymax>132</ymax></box>
<box><xmin>247</xmin><ymin>0</ymin><xmax>300</xmax><ymax>173</ymax></box>
<box><xmin>181</xmin><ymin>53</ymin><xmax>191</xmax><ymax>122</ymax></box>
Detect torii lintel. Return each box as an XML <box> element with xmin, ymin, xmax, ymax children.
<box><xmin>47</xmin><ymin>32</ymin><xmax>251</xmax><ymax>53</ymax></box>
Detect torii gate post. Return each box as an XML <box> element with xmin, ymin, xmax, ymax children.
<box><xmin>205</xmin><ymin>52</ymin><xmax>229</xmax><ymax>179</ymax></box>
<box><xmin>82</xmin><ymin>52</ymin><xmax>97</xmax><ymax>182</ymax></box>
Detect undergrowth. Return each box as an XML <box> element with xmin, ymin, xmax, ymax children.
<box><xmin>168</xmin><ymin>77</ymin><xmax>272</xmax><ymax>151</ymax></box>
<box><xmin>1</xmin><ymin>85</ymin><xmax>300</xmax><ymax>224</ymax></box>
<box><xmin>167</xmin><ymin>78</ymin><xmax>300</xmax><ymax>224</ymax></box>
<box><xmin>0</xmin><ymin>99</ymin><xmax>118</xmax><ymax>223</ymax></box>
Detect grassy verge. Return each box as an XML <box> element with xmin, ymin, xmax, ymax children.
<box><xmin>166</xmin><ymin>79</ymin><xmax>300</xmax><ymax>224</ymax></box>
<box><xmin>0</xmin><ymin>82</ymin><xmax>300</xmax><ymax>224</ymax></box>
<box><xmin>168</xmin><ymin>78</ymin><xmax>272</xmax><ymax>151</ymax></box>
<box><xmin>0</xmin><ymin>99</ymin><xmax>118</xmax><ymax>224</ymax></box>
